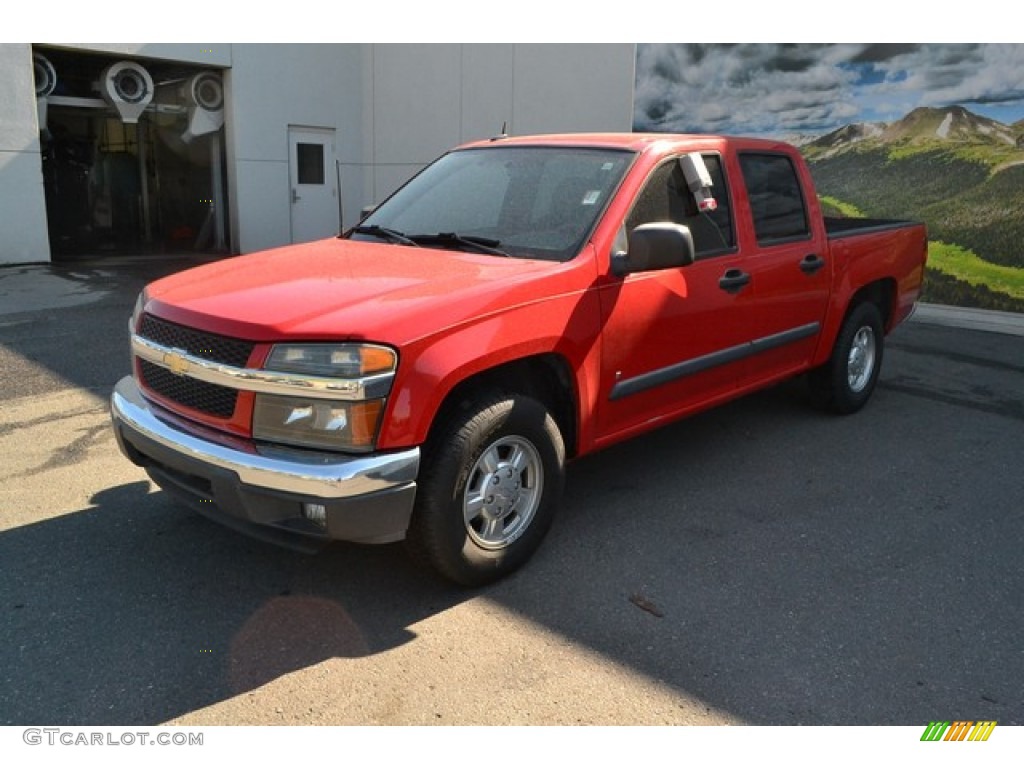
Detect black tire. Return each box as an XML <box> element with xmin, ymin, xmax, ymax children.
<box><xmin>406</xmin><ymin>391</ymin><xmax>566</xmax><ymax>587</ymax></box>
<box><xmin>808</xmin><ymin>302</ymin><xmax>885</xmax><ymax>414</ymax></box>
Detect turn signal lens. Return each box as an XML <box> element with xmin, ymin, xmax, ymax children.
<box><xmin>348</xmin><ymin>399</ymin><xmax>383</xmax><ymax>447</ymax></box>
<box><xmin>357</xmin><ymin>346</ymin><xmax>399</xmax><ymax>376</ymax></box>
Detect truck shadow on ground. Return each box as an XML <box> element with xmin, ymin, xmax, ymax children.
<box><xmin>2</xmin><ymin>325</ymin><xmax>1022</xmax><ymax>726</ymax></box>
<box><xmin>0</xmin><ymin>479</ymin><xmax>465</xmax><ymax>725</ymax></box>
<box><xmin>497</xmin><ymin>366</ymin><xmax>1024</xmax><ymax>725</ymax></box>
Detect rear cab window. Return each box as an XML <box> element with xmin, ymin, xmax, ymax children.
<box><xmin>737</xmin><ymin>152</ymin><xmax>811</xmax><ymax>245</ymax></box>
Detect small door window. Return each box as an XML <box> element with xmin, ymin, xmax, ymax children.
<box><xmin>296</xmin><ymin>143</ymin><xmax>325</xmax><ymax>185</ymax></box>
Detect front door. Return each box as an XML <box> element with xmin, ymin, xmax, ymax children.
<box><xmin>288</xmin><ymin>126</ymin><xmax>339</xmax><ymax>243</ymax></box>
<box><xmin>595</xmin><ymin>154</ymin><xmax>753</xmax><ymax>445</ymax></box>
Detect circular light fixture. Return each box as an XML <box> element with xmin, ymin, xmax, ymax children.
<box><xmin>190</xmin><ymin>72</ymin><xmax>224</xmax><ymax>111</ymax></box>
<box><xmin>33</xmin><ymin>53</ymin><xmax>57</xmax><ymax>98</ymax></box>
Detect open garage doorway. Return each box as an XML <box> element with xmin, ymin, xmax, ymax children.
<box><xmin>34</xmin><ymin>46</ymin><xmax>230</xmax><ymax>262</ymax></box>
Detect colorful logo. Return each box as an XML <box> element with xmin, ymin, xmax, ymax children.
<box><xmin>920</xmin><ymin>721</ymin><xmax>997</xmax><ymax>742</ymax></box>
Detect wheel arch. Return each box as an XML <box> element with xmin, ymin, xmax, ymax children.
<box><xmin>815</xmin><ymin>276</ymin><xmax>897</xmax><ymax>369</ymax></box>
<box><xmin>425</xmin><ymin>353</ymin><xmax>579</xmax><ymax>459</ymax></box>
<box><xmin>405</xmin><ymin>363</ymin><xmax>572</xmax><ymax>586</ymax></box>
<box><xmin>808</xmin><ymin>297</ymin><xmax>886</xmax><ymax>414</ymax></box>
<box><xmin>848</xmin><ymin>277</ymin><xmax>897</xmax><ymax>332</ymax></box>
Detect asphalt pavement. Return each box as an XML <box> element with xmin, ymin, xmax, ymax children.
<box><xmin>1</xmin><ymin>253</ymin><xmax>1022</xmax><ymax>729</ymax></box>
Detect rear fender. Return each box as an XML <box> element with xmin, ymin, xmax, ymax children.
<box><xmin>812</xmin><ymin>226</ymin><xmax>924</xmax><ymax>366</ymax></box>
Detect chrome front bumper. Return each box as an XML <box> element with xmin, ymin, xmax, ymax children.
<box><xmin>110</xmin><ymin>376</ymin><xmax>420</xmax><ymax>547</ymax></box>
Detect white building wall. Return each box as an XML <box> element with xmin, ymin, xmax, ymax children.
<box><xmin>367</xmin><ymin>45</ymin><xmax>466</xmax><ymax>208</ymax></box>
<box><xmin>364</xmin><ymin>44</ymin><xmax>636</xmax><ymax>214</ymax></box>
<box><xmin>224</xmin><ymin>44</ymin><xmax>370</xmax><ymax>254</ymax></box>
<box><xmin>460</xmin><ymin>45</ymin><xmax>518</xmax><ymax>144</ymax></box>
<box><xmin>0</xmin><ymin>44</ymin><xmax>52</xmax><ymax>264</ymax></box>
<box><xmin>511</xmin><ymin>44</ymin><xmax>637</xmax><ymax>134</ymax></box>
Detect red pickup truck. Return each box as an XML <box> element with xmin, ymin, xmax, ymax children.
<box><xmin>111</xmin><ymin>133</ymin><xmax>927</xmax><ymax>585</ymax></box>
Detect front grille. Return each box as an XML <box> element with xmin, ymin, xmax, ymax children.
<box><xmin>136</xmin><ymin>314</ymin><xmax>254</xmax><ymax>420</ymax></box>
<box><xmin>139</xmin><ymin>314</ymin><xmax>254</xmax><ymax>367</ymax></box>
<box><xmin>139</xmin><ymin>360</ymin><xmax>239</xmax><ymax>418</ymax></box>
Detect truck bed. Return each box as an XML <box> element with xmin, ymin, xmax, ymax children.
<box><xmin>824</xmin><ymin>216</ymin><xmax>920</xmax><ymax>239</ymax></box>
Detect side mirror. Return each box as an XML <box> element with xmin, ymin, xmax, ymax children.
<box><xmin>611</xmin><ymin>223</ymin><xmax>695</xmax><ymax>277</ymax></box>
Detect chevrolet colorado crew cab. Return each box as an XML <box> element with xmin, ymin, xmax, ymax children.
<box><xmin>111</xmin><ymin>132</ymin><xmax>928</xmax><ymax>585</ymax></box>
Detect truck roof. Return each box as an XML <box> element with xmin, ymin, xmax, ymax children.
<box><xmin>458</xmin><ymin>132</ymin><xmax>792</xmax><ymax>154</ymax></box>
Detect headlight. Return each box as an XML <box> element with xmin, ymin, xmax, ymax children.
<box><xmin>254</xmin><ymin>343</ymin><xmax>397</xmax><ymax>452</ymax></box>
<box><xmin>253</xmin><ymin>394</ymin><xmax>384</xmax><ymax>452</ymax></box>
<box><xmin>265</xmin><ymin>343</ymin><xmax>396</xmax><ymax>377</ymax></box>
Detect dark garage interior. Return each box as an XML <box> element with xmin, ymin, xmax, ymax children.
<box><xmin>34</xmin><ymin>45</ymin><xmax>229</xmax><ymax>261</ymax></box>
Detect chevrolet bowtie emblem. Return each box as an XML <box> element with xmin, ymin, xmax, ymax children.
<box><xmin>163</xmin><ymin>350</ymin><xmax>190</xmax><ymax>376</ymax></box>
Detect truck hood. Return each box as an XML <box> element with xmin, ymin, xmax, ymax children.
<box><xmin>144</xmin><ymin>238</ymin><xmax>579</xmax><ymax>344</ymax></box>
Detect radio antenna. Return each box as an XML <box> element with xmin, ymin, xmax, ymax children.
<box><xmin>491</xmin><ymin>121</ymin><xmax>509</xmax><ymax>141</ymax></box>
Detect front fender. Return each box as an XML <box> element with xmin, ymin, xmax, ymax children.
<box><xmin>376</xmin><ymin>287</ymin><xmax>603</xmax><ymax>451</ymax></box>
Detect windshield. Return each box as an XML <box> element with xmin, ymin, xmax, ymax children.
<box><xmin>347</xmin><ymin>145</ymin><xmax>635</xmax><ymax>261</ymax></box>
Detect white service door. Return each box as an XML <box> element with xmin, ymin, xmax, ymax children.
<box><xmin>288</xmin><ymin>126</ymin><xmax>339</xmax><ymax>243</ymax></box>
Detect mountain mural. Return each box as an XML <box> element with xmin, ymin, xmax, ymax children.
<box><xmin>801</xmin><ymin>106</ymin><xmax>1024</xmax><ymax>313</ymax></box>
<box><xmin>802</xmin><ymin>106</ymin><xmax>1022</xmax><ymax>157</ymax></box>
<box><xmin>633</xmin><ymin>43</ymin><xmax>1024</xmax><ymax>314</ymax></box>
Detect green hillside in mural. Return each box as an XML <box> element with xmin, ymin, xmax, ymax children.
<box><xmin>803</xmin><ymin>106</ymin><xmax>1024</xmax><ymax>313</ymax></box>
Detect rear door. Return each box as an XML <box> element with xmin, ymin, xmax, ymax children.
<box><xmin>733</xmin><ymin>151</ymin><xmax>831</xmax><ymax>384</ymax></box>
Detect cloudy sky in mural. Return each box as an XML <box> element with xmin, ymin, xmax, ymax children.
<box><xmin>634</xmin><ymin>44</ymin><xmax>1024</xmax><ymax>138</ymax></box>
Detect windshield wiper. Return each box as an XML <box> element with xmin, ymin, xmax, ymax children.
<box><xmin>348</xmin><ymin>225</ymin><xmax>419</xmax><ymax>247</ymax></box>
<box><xmin>411</xmin><ymin>232</ymin><xmax>510</xmax><ymax>257</ymax></box>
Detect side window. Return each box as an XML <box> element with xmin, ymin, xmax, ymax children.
<box><xmin>625</xmin><ymin>154</ymin><xmax>735</xmax><ymax>258</ymax></box>
<box><xmin>738</xmin><ymin>153</ymin><xmax>810</xmax><ymax>244</ymax></box>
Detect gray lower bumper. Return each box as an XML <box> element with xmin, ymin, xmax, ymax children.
<box><xmin>110</xmin><ymin>376</ymin><xmax>420</xmax><ymax>547</ymax></box>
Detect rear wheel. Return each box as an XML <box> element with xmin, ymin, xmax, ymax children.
<box><xmin>406</xmin><ymin>391</ymin><xmax>565</xmax><ymax>586</ymax></box>
<box><xmin>809</xmin><ymin>302</ymin><xmax>885</xmax><ymax>414</ymax></box>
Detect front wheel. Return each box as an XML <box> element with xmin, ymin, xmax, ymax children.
<box><xmin>406</xmin><ymin>392</ymin><xmax>566</xmax><ymax>586</ymax></box>
<box><xmin>809</xmin><ymin>302</ymin><xmax>885</xmax><ymax>414</ymax></box>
